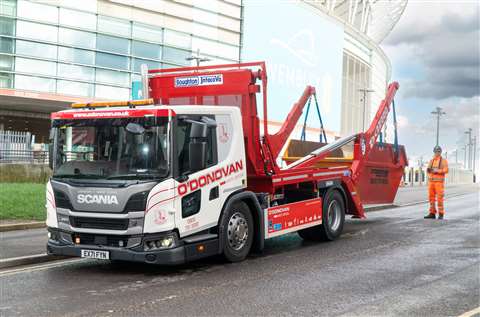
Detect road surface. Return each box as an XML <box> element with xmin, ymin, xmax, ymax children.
<box><xmin>0</xmin><ymin>190</ymin><xmax>478</xmax><ymax>316</ymax></box>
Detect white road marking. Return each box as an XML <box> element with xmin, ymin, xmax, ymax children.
<box><xmin>0</xmin><ymin>258</ymin><xmax>86</xmax><ymax>277</ymax></box>
<box><xmin>457</xmin><ymin>306</ymin><xmax>480</xmax><ymax>317</ymax></box>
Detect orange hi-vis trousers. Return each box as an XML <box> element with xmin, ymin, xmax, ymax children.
<box><xmin>428</xmin><ymin>181</ymin><xmax>445</xmax><ymax>215</ymax></box>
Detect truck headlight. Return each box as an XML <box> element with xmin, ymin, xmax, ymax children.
<box><xmin>144</xmin><ymin>234</ymin><xmax>176</xmax><ymax>251</ymax></box>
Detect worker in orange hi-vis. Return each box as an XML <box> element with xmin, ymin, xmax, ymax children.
<box><xmin>424</xmin><ymin>145</ymin><xmax>449</xmax><ymax>219</ymax></box>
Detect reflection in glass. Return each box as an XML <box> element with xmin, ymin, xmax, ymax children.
<box><xmin>97</xmin><ymin>34</ymin><xmax>130</xmax><ymax>55</ymax></box>
<box><xmin>132</xmin><ymin>58</ymin><xmax>161</xmax><ymax>72</ymax></box>
<box><xmin>15</xmin><ymin>57</ymin><xmax>56</xmax><ymax>76</ymax></box>
<box><xmin>95</xmin><ymin>69</ymin><xmax>130</xmax><ymax>86</ymax></box>
<box><xmin>95</xmin><ymin>84</ymin><xmax>130</xmax><ymax>99</ymax></box>
<box><xmin>57</xmin><ymin>80</ymin><xmax>94</xmax><ymax>97</ymax></box>
<box><xmin>98</xmin><ymin>15</ymin><xmax>131</xmax><ymax>35</ymax></box>
<box><xmin>59</xmin><ymin>28</ymin><xmax>96</xmax><ymax>49</ymax></box>
<box><xmin>58</xmin><ymin>47</ymin><xmax>95</xmax><ymax>65</ymax></box>
<box><xmin>132</xmin><ymin>41</ymin><xmax>161</xmax><ymax>59</ymax></box>
<box><xmin>15</xmin><ymin>74</ymin><xmax>56</xmax><ymax>92</ymax></box>
<box><xmin>59</xmin><ymin>7</ymin><xmax>96</xmax><ymax>30</ymax></box>
<box><xmin>0</xmin><ymin>72</ymin><xmax>12</xmax><ymax>88</ymax></box>
<box><xmin>0</xmin><ymin>17</ymin><xmax>15</xmax><ymax>36</ymax></box>
<box><xmin>0</xmin><ymin>37</ymin><xmax>14</xmax><ymax>53</ymax></box>
<box><xmin>16</xmin><ymin>40</ymin><xmax>57</xmax><ymax>59</ymax></box>
<box><xmin>0</xmin><ymin>55</ymin><xmax>13</xmax><ymax>70</ymax></box>
<box><xmin>96</xmin><ymin>52</ymin><xmax>129</xmax><ymax>70</ymax></box>
<box><xmin>132</xmin><ymin>23</ymin><xmax>163</xmax><ymax>43</ymax></box>
<box><xmin>58</xmin><ymin>63</ymin><xmax>94</xmax><ymax>81</ymax></box>
<box><xmin>17</xmin><ymin>21</ymin><xmax>58</xmax><ymax>42</ymax></box>
<box><xmin>17</xmin><ymin>0</ymin><xmax>58</xmax><ymax>23</ymax></box>
<box><xmin>163</xmin><ymin>47</ymin><xmax>190</xmax><ymax>65</ymax></box>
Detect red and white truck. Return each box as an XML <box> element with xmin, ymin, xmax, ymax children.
<box><xmin>46</xmin><ymin>62</ymin><xmax>407</xmax><ymax>264</ymax></box>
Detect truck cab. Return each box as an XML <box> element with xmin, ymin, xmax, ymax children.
<box><xmin>47</xmin><ymin>103</ymin><xmax>250</xmax><ymax>264</ymax></box>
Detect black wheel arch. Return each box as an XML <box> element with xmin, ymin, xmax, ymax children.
<box><xmin>319</xmin><ymin>180</ymin><xmax>348</xmax><ymax>213</ymax></box>
<box><xmin>218</xmin><ymin>190</ymin><xmax>265</xmax><ymax>254</ymax></box>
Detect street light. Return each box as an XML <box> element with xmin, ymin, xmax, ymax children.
<box><xmin>186</xmin><ymin>49</ymin><xmax>211</xmax><ymax>67</ymax></box>
<box><xmin>358</xmin><ymin>88</ymin><xmax>374</xmax><ymax>132</ymax></box>
<box><xmin>465</xmin><ymin>128</ymin><xmax>472</xmax><ymax>170</ymax></box>
<box><xmin>431</xmin><ymin>107</ymin><xmax>446</xmax><ymax>146</ymax></box>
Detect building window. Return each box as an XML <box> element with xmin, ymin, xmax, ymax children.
<box><xmin>95</xmin><ymin>84</ymin><xmax>129</xmax><ymax>99</ymax></box>
<box><xmin>0</xmin><ymin>0</ymin><xmax>16</xmax><ymax>16</ymax></box>
<box><xmin>15</xmin><ymin>57</ymin><xmax>56</xmax><ymax>76</ymax></box>
<box><xmin>59</xmin><ymin>7</ymin><xmax>96</xmax><ymax>30</ymax></box>
<box><xmin>132</xmin><ymin>58</ymin><xmax>161</xmax><ymax>72</ymax></box>
<box><xmin>97</xmin><ymin>34</ymin><xmax>130</xmax><ymax>55</ymax></box>
<box><xmin>59</xmin><ymin>28</ymin><xmax>96</xmax><ymax>49</ymax></box>
<box><xmin>17</xmin><ymin>21</ymin><xmax>58</xmax><ymax>43</ymax></box>
<box><xmin>57</xmin><ymin>63</ymin><xmax>94</xmax><ymax>81</ymax></box>
<box><xmin>95</xmin><ymin>68</ymin><xmax>129</xmax><ymax>86</ymax></box>
<box><xmin>98</xmin><ymin>15</ymin><xmax>131</xmax><ymax>36</ymax></box>
<box><xmin>16</xmin><ymin>40</ymin><xmax>57</xmax><ymax>60</ymax></box>
<box><xmin>0</xmin><ymin>55</ymin><xmax>13</xmax><ymax>70</ymax></box>
<box><xmin>164</xmin><ymin>29</ymin><xmax>191</xmax><ymax>49</ymax></box>
<box><xmin>17</xmin><ymin>0</ymin><xmax>58</xmax><ymax>24</ymax></box>
<box><xmin>0</xmin><ymin>72</ymin><xmax>12</xmax><ymax>88</ymax></box>
<box><xmin>132</xmin><ymin>40</ymin><xmax>161</xmax><ymax>60</ymax></box>
<box><xmin>15</xmin><ymin>74</ymin><xmax>55</xmax><ymax>92</ymax></box>
<box><xmin>0</xmin><ymin>37</ymin><xmax>13</xmax><ymax>53</ymax></box>
<box><xmin>96</xmin><ymin>52</ymin><xmax>129</xmax><ymax>70</ymax></box>
<box><xmin>132</xmin><ymin>22</ymin><xmax>162</xmax><ymax>43</ymax></box>
<box><xmin>163</xmin><ymin>47</ymin><xmax>190</xmax><ymax>65</ymax></box>
<box><xmin>58</xmin><ymin>46</ymin><xmax>95</xmax><ymax>65</ymax></box>
<box><xmin>57</xmin><ymin>80</ymin><xmax>93</xmax><ymax>97</ymax></box>
<box><xmin>0</xmin><ymin>17</ymin><xmax>15</xmax><ymax>36</ymax></box>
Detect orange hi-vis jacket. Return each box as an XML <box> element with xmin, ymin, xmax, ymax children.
<box><xmin>428</xmin><ymin>156</ymin><xmax>449</xmax><ymax>182</ymax></box>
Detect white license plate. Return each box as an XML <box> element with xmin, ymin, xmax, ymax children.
<box><xmin>81</xmin><ymin>249</ymin><xmax>109</xmax><ymax>260</ymax></box>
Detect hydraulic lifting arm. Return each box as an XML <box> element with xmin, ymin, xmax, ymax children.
<box><xmin>266</xmin><ymin>85</ymin><xmax>316</xmax><ymax>160</ymax></box>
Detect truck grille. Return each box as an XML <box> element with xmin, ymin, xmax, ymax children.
<box><xmin>70</xmin><ymin>217</ymin><xmax>129</xmax><ymax>230</ymax></box>
<box><xmin>73</xmin><ymin>233</ymin><xmax>128</xmax><ymax>247</ymax></box>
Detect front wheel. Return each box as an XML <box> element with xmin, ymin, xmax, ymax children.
<box><xmin>220</xmin><ymin>201</ymin><xmax>254</xmax><ymax>262</ymax></box>
<box><xmin>298</xmin><ymin>190</ymin><xmax>345</xmax><ymax>241</ymax></box>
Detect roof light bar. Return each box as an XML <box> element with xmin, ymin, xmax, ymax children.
<box><xmin>71</xmin><ymin>98</ymin><xmax>154</xmax><ymax>109</ymax></box>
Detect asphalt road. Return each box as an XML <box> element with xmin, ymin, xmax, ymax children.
<box><xmin>1</xmin><ymin>184</ymin><xmax>477</xmax><ymax>260</ymax></box>
<box><xmin>1</xmin><ymin>191</ymin><xmax>478</xmax><ymax>316</ymax></box>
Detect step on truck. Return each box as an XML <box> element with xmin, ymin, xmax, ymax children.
<box><xmin>46</xmin><ymin>62</ymin><xmax>407</xmax><ymax>264</ymax></box>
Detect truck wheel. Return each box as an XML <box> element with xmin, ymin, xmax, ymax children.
<box><xmin>298</xmin><ymin>190</ymin><xmax>345</xmax><ymax>241</ymax></box>
<box><xmin>220</xmin><ymin>201</ymin><xmax>254</xmax><ymax>262</ymax></box>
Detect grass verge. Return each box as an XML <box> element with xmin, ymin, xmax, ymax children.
<box><xmin>0</xmin><ymin>183</ymin><xmax>46</xmax><ymax>221</ymax></box>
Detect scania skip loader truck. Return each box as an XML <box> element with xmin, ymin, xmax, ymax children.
<box><xmin>46</xmin><ymin>62</ymin><xmax>407</xmax><ymax>264</ymax></box>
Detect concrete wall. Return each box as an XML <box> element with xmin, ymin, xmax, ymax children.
<box><xmin>0</xmin><ymin>164</ymin><xmax>52</xmax><ymax>183</ymax></box>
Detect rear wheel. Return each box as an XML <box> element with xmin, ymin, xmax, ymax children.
<box><xmin>220</xmin><ymin>201</ymin><xmax>254</xmax><ymax>262</ymax></box>
<box><xmin>298</xmin><ymin>190</ymin><xmax>345</xmax><ymax>241</ymax></box>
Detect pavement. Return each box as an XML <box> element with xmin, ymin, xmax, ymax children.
<box><xmin>0</xmin><ymin>185</ymin><xmax>478</xmax><ymax>316</ymax></box>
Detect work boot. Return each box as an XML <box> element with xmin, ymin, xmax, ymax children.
<box><xmin>424</xmin><ymin>213</ymin><xmax>436</xmax><ymax>219</ymax></box>
<box><xmin>438</xmin><ymin>214</ymin><xmax>444</xmax><ymax>220</ymax></box>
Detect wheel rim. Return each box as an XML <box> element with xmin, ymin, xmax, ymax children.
<box><xmin>327</xmin><ymin>200</ymin><xmax>341</xmax><ymax>232</ymax></box>
<box><xmin>227</xmin><ymin>212</ymin><xmax>249</xmax><ymax>251</ymax></box>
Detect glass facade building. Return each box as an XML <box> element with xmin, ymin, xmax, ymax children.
<box><xmin>0</xmin><ymin>0</ymin><xmax>241</xmax><ymax>99</ymax></box>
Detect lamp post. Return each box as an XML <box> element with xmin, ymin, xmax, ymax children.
<box><xmin>186</xmin><ymin>49</ymin><xmax>211</xmax><ymax>67</ymax></box>
<box><xmin>465</xmin><ymin>128</ymin><xmax>472</xmax><ymax>170</ymax></box>
<box><xmin>431</xmin><ymin>107</ymin><xmax>446</xmax><ymax>146</ymax></box>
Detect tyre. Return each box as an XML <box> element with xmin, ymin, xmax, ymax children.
<box><xmin>220</xmin><ymin>201</ymin><xmax>254</xmax><ymax>262</ymax></box>
<box><xmin>298</xmin><ymin>190</ymin><xmax>345</xmax><ymax>241</ymax></box>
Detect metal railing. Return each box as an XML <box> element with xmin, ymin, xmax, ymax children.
<box><xmin>0</xmin><ymin>149</ymin><xmax>49</xmax><ymax>164</ymax></box>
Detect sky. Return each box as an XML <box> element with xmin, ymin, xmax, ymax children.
<box><xmin>381</xmin><ymin>0</ymin><xmax>480</xmax><ymax>169</ymax></box>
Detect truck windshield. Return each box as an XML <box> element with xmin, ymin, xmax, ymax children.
<box><xmin>51</xmin><ymin>116</ymin><xmax>170</xmax><ymax>181</ymax></box>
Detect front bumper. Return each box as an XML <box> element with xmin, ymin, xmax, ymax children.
<box><xmin>46</xmin><ymin>229</ymin><xmax>219</xmax><ymax>265</ymax></box>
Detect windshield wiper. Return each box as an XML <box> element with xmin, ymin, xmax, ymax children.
<box><xmin>53</xmin><ymin>173</ymin><xmax>104</xmax><ymax>179</ymax></box>
<box><xmin>106</xmin><ymin>172</ymin><xmax>167</xmax><ymax>180</ymax></box>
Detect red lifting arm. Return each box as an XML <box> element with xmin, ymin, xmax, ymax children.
<box><xmin>266</xmin><ymin>85</ymin><xmax>316</xmax><ymax>159</ymax></box>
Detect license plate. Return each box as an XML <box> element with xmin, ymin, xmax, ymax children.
<box><xmin>81</xmin><ymin>249</ymin><xmax>109</xmax><ymax>260</ymax></box>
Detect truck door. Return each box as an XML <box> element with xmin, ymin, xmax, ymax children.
<box><xmin>174</xmin><ymin>116</ymin><xmax>222</xmax><ymax>237</ymax></box>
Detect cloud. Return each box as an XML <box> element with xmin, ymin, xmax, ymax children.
<box><xmin>383</xmin><ymin>2</ymin><xmax>480</xmax><ymax>99</ymax></box>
